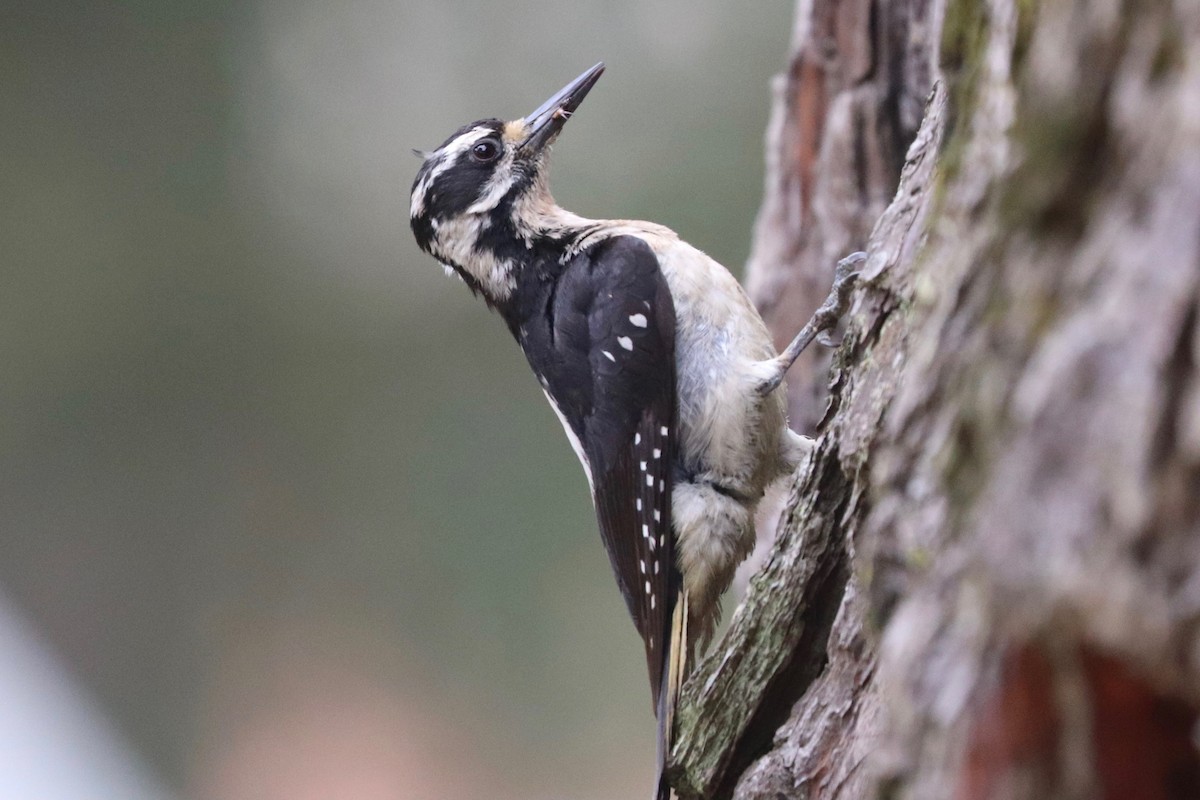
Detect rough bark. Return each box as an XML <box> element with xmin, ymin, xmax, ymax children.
<box><xmin>744</xmin><ymin>0</ymin><xmax>936</xmax><ymax>432</ymax></box>
<box><xmin>670</xmin><ymin>0</ymin><xmax>1200</xmax><ymax>798</ymax></box>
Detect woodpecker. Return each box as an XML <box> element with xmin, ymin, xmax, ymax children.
<box><xmin>410</xmin><ymin>63</ymin><xmax>861</xmax><ymax>799</ymax></box>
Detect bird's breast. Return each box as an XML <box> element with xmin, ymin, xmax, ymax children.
<box><xmin>639</xmin><ymin>236</ymin><xmax>786</xmax><ymax>492</ymax></box>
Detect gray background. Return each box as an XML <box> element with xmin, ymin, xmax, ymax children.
<box><xmin>1</xmin><ymin>2</ymin><xmax>792</xmax><ymax>797</ymax></box>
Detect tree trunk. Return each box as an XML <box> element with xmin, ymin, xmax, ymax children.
<box><xmin>670</xmin><ymin>0</ymin><xmax>1200</xmax><ymax>798</ymax></box>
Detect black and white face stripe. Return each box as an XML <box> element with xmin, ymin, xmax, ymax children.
<box><xmin>409</xmin><ymin>124</ymin><xmax>498</xmax><ymax>220</ymax></box>
<box><xmin>409</xmin><ymin>117</ymin><xmax>548</xmax><ymax>301</ymax></box>
<box><xmin>410</xmin><ymin>119</ymin><xmax>515</xmax><ymax>222</ymax></box>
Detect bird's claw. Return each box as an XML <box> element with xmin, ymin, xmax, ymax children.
<box><xmin>762</xmin><ymin>250</ymin><xmax>867</xmax><ymax>390</ymax></box>
<box><xmin>816</xmin><ymin>330</ymin><xmax>843</xmax><ymax>348</ymax></box>
<box><xmin>834</xmin><ymin>251</ymin><xmax>867</xmax><ymax>283</ymax></box>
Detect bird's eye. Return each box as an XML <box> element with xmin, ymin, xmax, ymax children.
<box><xmin>471</xmin><ymin>139</ymin><xmax>500</xmax><ymax>162</ymax></box>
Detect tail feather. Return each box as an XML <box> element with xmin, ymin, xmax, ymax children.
<box><xmin>654</xmin><ymin>590</ymin><xmax>689</xmax><ymax>800</ymax></box>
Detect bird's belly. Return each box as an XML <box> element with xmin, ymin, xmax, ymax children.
<box><xmin>674</xmin><ymin>324</ymin><xmax>787</xmax><ymax>494</ymax></box>
<box><xmin>651</xmin><ymin>239</ymin><xmax>788</xmax><ymax>497</ymax></box>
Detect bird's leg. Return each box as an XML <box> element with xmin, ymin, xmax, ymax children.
<box><xmin>755</xmin><ymin>251</ymin><xmax>866</xmax><ymax>397</ymax></box>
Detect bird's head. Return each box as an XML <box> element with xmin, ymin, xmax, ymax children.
<box><xmin>410</xmin><ymin>63</ymin><xmax>604</xmax><ymax>303</ymax></box>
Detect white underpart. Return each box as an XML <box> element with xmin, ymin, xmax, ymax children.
<box><xmin>541</xmin><ymin>389</ymin><xmax>593</xmax><ymax>493</ymax></box>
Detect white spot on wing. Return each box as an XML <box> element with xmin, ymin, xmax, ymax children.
<box><xmin>646</xmin><ymin>475</ymin><xmax>653</xmax><ymax>487</ymax></box>
<box><xmin>618</xmin><ymin>336</ymin><xmax>633</xmax><ymax>351</ymax></box>
<box><xmin>629</xmin><ymin>313</ymin><xmax>648</xmax><ymax>328</ymax></box>
<box><xmin>602</xmin><ymin>350</ymin><xmax>615</xmax><ymax>362</ymax></box>
<box><xmin>653</xmin><ymin>448</ymin><xmax>661</xmax><ymax>459</ymax></box>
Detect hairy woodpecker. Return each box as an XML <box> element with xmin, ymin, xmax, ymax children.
<box><xmin>409</xmin><ymin>63</ymin><xmax>861</xmax><ymax>799</ymax></box>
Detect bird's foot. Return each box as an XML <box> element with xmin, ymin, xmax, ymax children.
<box><xmin>754</xmin><ymin>251</ymin><xmax>866</xmax><ymax>397</ymax></box>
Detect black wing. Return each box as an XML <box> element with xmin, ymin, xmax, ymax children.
<box><xmin>541</xmin><ymin>235</ymin><xmax>680</xmax><ymax>707</ymax></box>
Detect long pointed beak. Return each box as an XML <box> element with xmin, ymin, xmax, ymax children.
<box><xmin>518</xmin><ymin>62</ymin><xmax>605</xmax><ymax>155</ymax></box>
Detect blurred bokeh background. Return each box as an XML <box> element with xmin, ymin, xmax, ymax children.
<box><xmin>1</xmin><ymin>1</ymin><xmax>793</xmax><ymax>798</ymax></box>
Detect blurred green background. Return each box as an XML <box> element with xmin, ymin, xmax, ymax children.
<box><xmin>1</xmin><ymin>1</ymin><xmax>792</xmax><ymax>798</ymax></box>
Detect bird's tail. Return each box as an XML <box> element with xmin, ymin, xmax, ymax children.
<box><xmin>654</xmin><ymin>590</ymin><xmax>689</xmax><ymax>800</ymax></box>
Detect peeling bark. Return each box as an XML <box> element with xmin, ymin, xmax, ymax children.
<box><xmin>670</xmin><ymin>0</ymin><xmax>1200</xmax><ymax>797</ymax></box>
